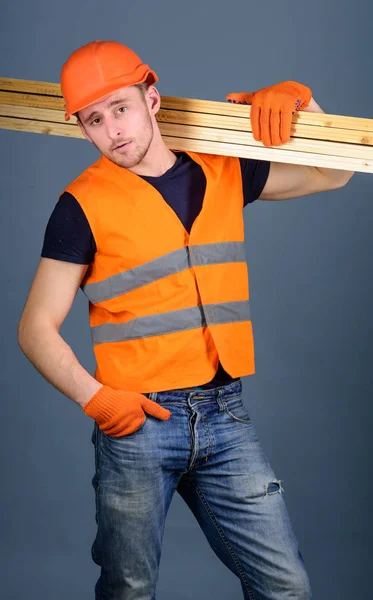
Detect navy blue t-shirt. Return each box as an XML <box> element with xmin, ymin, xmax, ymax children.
<box><xmin>41</xmin><ymin>152</ymin><xmax>270</xmax><ymax>388</ymax></box>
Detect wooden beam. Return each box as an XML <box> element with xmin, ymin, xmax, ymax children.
<box><xmin>1</xmin><ymin>77</ymin><xmax>373</xmax><ymax>173</ymax></box>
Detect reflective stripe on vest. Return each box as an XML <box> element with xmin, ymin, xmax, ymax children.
<box><xmin>91</xmin><ymin>300</ymin><xmax>251</xmax><ymax>346</ymax></box>
<box><xmin>82</xmin><ymin>241</ymin><xmax>246</xmax><ymax>304</ymax></box>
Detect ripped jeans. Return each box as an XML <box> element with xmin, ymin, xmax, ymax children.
<box><xmin>91</xmin><ymin>379</ymin><xmax>311</xmax><ymax>600</ymax></box>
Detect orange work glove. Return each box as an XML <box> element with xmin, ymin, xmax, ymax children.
<box><xmin>83</xmin><ymin>385</ymin><xmax>171</xmax><ymax>437</ymax></box>
<box><xmin>226</xmin><ymin>81</ymin><xmax>312</xmax><ymax>147</ymax></box>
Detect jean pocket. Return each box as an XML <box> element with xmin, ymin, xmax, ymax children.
<box><xmin>103</xmin><ymin>413</ymin><xmax>148</xmax><ymax>441</ymax></box>
<box><xmin>223</xmin><ymin>396</ymin><xmax>251</xmax><ymax>424</ymax></box>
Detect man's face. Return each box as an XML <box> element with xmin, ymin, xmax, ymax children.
<box><xmin>78</xmin><ymin>85</ymin><xmax>156</xmax><ymax>170</ymax></box>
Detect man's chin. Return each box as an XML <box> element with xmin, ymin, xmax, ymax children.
<box><xmin>108</xmin><ymin>151</ymin><xmax>141</xmax><ymax>169</ymax></box>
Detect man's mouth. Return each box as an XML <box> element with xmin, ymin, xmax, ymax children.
<box><xmin>113</xmin><ymin>141</ymin><xmax>131</xmax><ymax>151</ymax></box>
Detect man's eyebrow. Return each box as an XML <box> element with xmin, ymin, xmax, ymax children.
<box><xmin>82</xmin><ymin>97</ymin><xmax>131</xmax><ymax>124</ymax></box>
<box><xmin>108</xmin><ymin>96</ymin><xmax>131</xmax><ymax>108</ymax></box>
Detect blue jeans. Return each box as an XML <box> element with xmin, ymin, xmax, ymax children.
<box><xmin>91</xmin><ymin>379</ymin><xmax>311</xmax><ymax>599</ymax></box>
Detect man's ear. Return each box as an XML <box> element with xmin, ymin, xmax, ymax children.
<box><xmin>75</xmin><ymin>116</ymin><xmax>92</xmax><ymax>142</ymax></box>
<box><xmin>146</xmin><ymin>85</ymin><xmax>161</xmax><ymax>116</ymax></box>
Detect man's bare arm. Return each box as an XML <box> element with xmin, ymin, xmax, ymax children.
<box><xmin>17</xmin><ymin>257</ymin><xmax>102</xmax><ymax>408</ymax></box>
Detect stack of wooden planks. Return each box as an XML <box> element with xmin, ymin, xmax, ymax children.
<box><xmin>1</xmin><ymin>77</ymin><xmax>373</xmax><ymax>173</ymax></box>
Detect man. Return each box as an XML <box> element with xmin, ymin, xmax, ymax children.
<box><xmin>17</xmin><ymin>40</ymin><xmax>354</xmax><ymax>600</ymax></box>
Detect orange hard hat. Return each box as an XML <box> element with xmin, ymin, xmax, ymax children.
<box><xmin>60</xmin><ymin>40</ymin><xmax>158</xmax><ymax>120</ymax></box>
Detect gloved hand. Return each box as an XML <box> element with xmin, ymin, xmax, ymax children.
<box><xmin>83</xmin><ymin>385</ymin><xmax>171</xmax><ymax>436</ymax></box>
<box><xmin>226</xmin><ymin>81</ymin><xmax>312</xmax><ymax>147</ymax></box>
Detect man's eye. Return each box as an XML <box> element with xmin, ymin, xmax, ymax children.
<box><xmin>117</xmin><ymin>106</ymin><xmax>127</xmax><ymax>113</ymax></box>
<box><xmin>91</xmin><ymin>118</ymin><xmax>100</xmax><ymax>125</ymax></box>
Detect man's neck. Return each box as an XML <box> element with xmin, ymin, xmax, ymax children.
<box><xmin>129</xmin><ymin>140</ymin><xmax>178</xmax><ymax>177</ymax></box>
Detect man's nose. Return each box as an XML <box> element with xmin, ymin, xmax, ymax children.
<box><xmin>105</xmin><ymin>120</ymin><xmax>123</xmax><ymax>140</ymax></box>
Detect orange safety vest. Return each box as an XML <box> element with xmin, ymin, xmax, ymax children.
<box><xmin>65</xmin><ymin>151</ymin><xmax>255</xmax><ymax>393</ymax></box>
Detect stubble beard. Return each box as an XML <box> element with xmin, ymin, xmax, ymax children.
<box><xmin>107</xmin><ymin>113</ymin><xmax>154</xmax><ymax>170</ymax></box>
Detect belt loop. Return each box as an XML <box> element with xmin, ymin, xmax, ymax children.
<box><xmin>148</xmin><ymin>391</ymin><xmax>158</xmax><ymax>402</ymax></box>
<box><xmin>216</xmin><ymin>388</ymin><xmax>225</xmax><ymax>413</ymax></box>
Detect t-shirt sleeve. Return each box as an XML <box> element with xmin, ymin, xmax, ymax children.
<box><xmin>239</xmin><ymin>158</ymin><xmax>271</xmax><ymax>206</ymax></box>
<box><xmin>41</xmin><ymin>191</ymin><xmax>97</xmax><ymax>264</ymax></box>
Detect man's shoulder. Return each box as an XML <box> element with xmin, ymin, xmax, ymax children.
<box><xmin>64</xmin><ymin>157</ymin><xmax>104</xmax><ymax>200</ymax></box>
<box><xmin>188</xmin><ymin>151</ymin><xmax>240</xmax><ymax>167</ymax></box>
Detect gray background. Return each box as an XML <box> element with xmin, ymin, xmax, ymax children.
<box><xmin>1</xmin><ymin>1</ymin><xmax>372</xmax><ymax>598</ymax></box>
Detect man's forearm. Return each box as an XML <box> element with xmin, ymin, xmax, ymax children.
<box><xmin>18</xmin><ymin>322</ymin><xmax>102</xmax><ymax>408</ymax></box>
<box><xmin>303</xmin><ymin>97</ymin><xmax>355</xmax><ymax>187</ymax></box>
